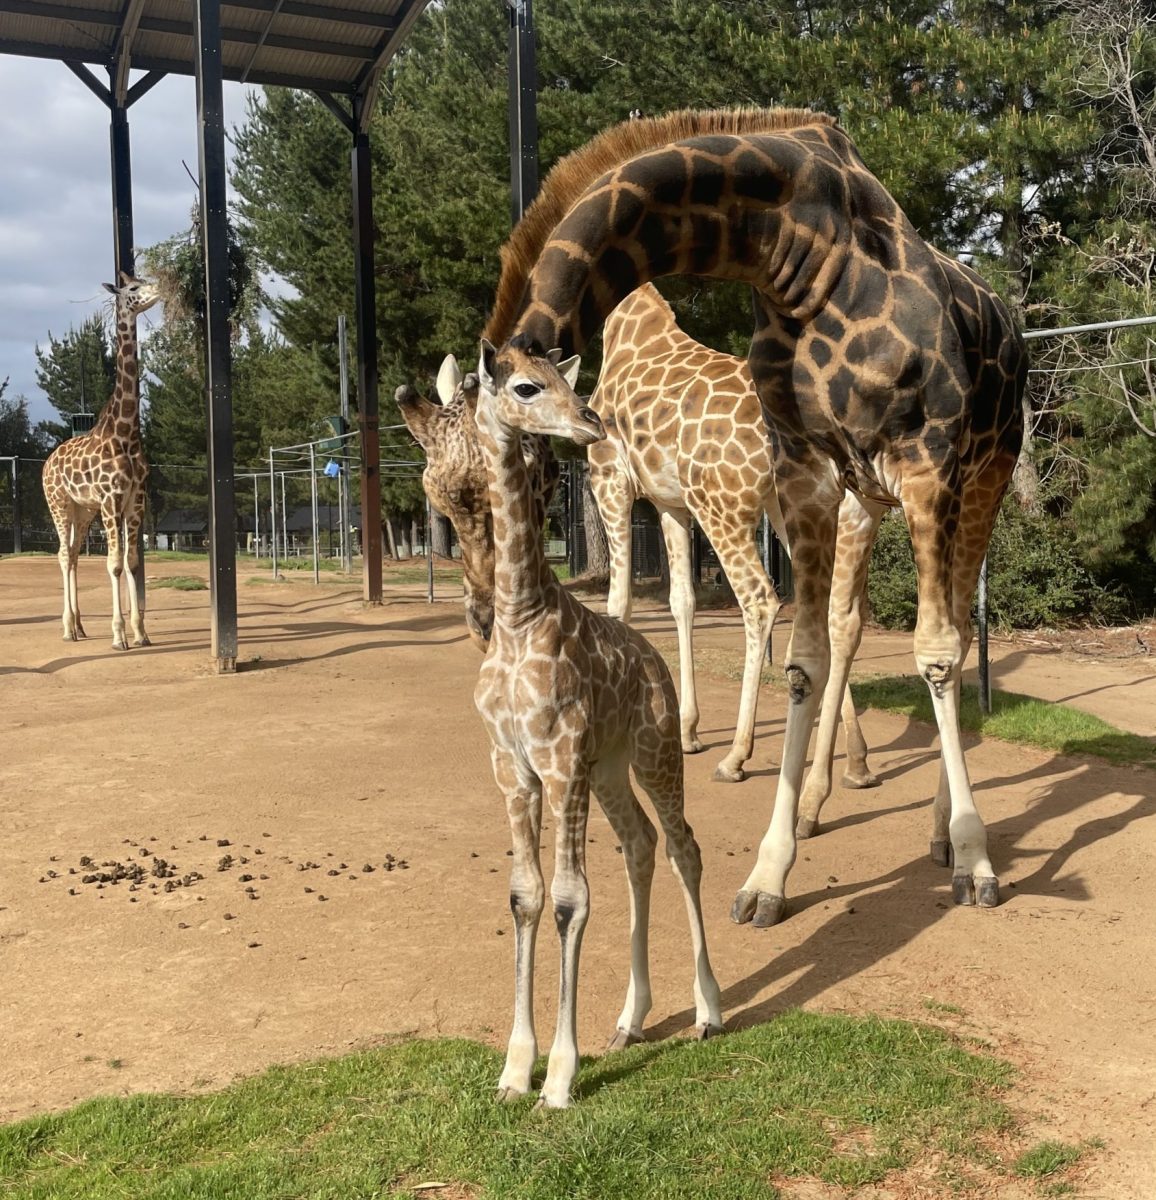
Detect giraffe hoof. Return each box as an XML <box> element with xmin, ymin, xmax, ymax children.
<box><xmin>606</xmin><ymin>1027</ymin><xmax>645</xmax><ymax>1052</ymax></box>
<box><xmin>731</xmin><ymin>889</ymin><xmax>786</xmax><ymax>928</ymax></box>
<box><xmin>133</xmin><ymin>636</ymin><xmax>151</xmax><ymax>648</ymax></box>
<box><xmin>951</xmin><ymin>874</ymin><xmax>983</xmax><ymax>906</ymax></box>
<box><xmin>841</xmin><ymin>769</ymin><xmax>880</xmax><ymax>789</ymax></box>
<box><xmin>112</xmin><ymin>642</ymin><xmax>130</xmax><ymax>652</ymax></box>
<box><xmin>796</xmin><ymin>815</ymin><xmax>819</xmax><ymax>840</ymax></box>
<box><xmin>62</xmin><ymin>632</ymin><xmax>79</xmax><ymax>643</ymax></box>
<box><xmin>682</xmin><ymin>738</ymin><xmax>704</xmax><ymax>755</ymax></box>
<box><xmin>495</xmin><ymin>1085</ymin><xmax>530</xmax><ymax>1104</ymax></box>
<box><xmin>976</xmin><ymin>877</ymin><xmax>1000</xmax><ymax>908</ymax></box>
<box><xmin>930</xmin><ymin>840</ymin><xmax>953</xmax><ymax>868</ymax></box>
<box><xmin>711</xmin><ymin>763</ymin><xmax>746</xmax><ymax>784</ymax></box>
<box><xmin>533</xmin><ymin>1093</ymin><xmax>570</xmax><ymax>1111</ymax></box>
<box><xmin>696</xmin><ymin>1022</ymin><xmax>725</xmax><ymax>1041</ymax></box>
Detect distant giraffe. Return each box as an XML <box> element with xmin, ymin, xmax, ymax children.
<box><xmin>588</xmin><ymin>282</ymin><xmax>882</xmax><ymax>794</ymax></box>
<box><xmin>472</xmin><ymin>337</ymin><xmax>722</xmax><ymax>1109</ymax></box>
<box><xmin>41</xmin><ymin>274</ymin><xmax>160</xmax><ymax>650</ymax></box>
<box><xmin>481</xmin><ymin>107</ymin><xmax>1027</xmax><ymax>926</ymax></box>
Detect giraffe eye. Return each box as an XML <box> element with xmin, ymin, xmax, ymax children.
<box><xmin>513</xmin><ymin>382</ymin><xmax>540</xmax><ymax>400</ymax></box>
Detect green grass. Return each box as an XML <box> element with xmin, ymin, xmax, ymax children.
<box><xmin>0</xmin><ymin>1013</ymin><xmax>1019</xmax><ymax>1199</ymax></box>
<box><xmin>1014</xmin><ymin>1139</ymin><xmax>1089</xmax><ymax>1179</ymax></box>
<box><xmin>852</xmin><ymin>675</ymin><xmax>1156</xmax><ymax>769</ymax></box>
<box><xmin>150</xmin><ymin>575</ymin><xmax>208</xmax><ymax>591</ymax></box>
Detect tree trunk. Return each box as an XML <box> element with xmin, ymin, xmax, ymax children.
<box><xmin>432</xmin><ymin>511</ymin><xmax>453</xmax><ymax>558</ymax></box>
<box><xmin>384</xmin><ymin>518</ymin><xmax>398</xmax><ymax>560</ymax></box>
<box><xmin>581</xmin><ymin>470</ymin><xmax>610</xmax><ymax>581</ymax></box>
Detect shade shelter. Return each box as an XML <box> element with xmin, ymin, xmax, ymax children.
<box><xmin>0</xmin><ymin>0</ymin><xmax>432</xmax><ymax>671</ymax></box>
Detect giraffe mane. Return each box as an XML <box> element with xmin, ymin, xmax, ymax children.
<box><xmin>484</xmin><ymin>106</ymin><xmax>836</xmax><ymax>345</ymax></box>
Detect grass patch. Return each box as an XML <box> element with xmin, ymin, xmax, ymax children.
<box><xmin>150</xmin><ymin>576</ymin><xmax>208</xmax><ymax>591</ymax></box>
<box><xmin>1014</xmin><ymin>1139</ymin><xmax>1088</xmax><ymax>1179</ymax></box>
<box><xmin>852</xmin><ymin>675</ymin><xmax>1156</xmax><ymax>769</ymax></box>
<box><xmin>922</xmin><ymin>998</ymin><xmax>965</xmax><ymax>1017</ymax></box>
<box><xmin>0</xmin><ymin>1013</ymin><xmax>1018</xmax><ymax>1200</ymax></box>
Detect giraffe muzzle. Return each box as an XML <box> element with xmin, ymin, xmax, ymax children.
<box><xmin>571</xmin><ymin>408</ymin><xmax>606</xmax><ymax>446</ymax></box>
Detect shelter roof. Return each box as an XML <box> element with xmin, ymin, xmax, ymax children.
<box><xmin>0</xmin><ymin>0</ymin><xmax>429</xmax><ymax>94</ymax></box>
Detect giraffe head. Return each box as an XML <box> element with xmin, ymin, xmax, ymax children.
<box><xmin>102</xmin><ymin>271</ymin><xmax>161</xmax><ymax>319</ymax></box>
<box><xmin>397</xmin><ymin>358</ymin><xmax>497</xmax><ymax>649</ymax></box>
<box><xmin>476</xmin><ymin>335</ymin><xmax>603</xmax><ymax>446</ymax></box>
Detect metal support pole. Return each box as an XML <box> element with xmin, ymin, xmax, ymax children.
<box><xmin>252</xmin><ymin>476</ymin><xmax>259</xmax><ymax>557</ymax></box>
<box><xmin>280</xmin><ymin>472</ymin><xmax>288</xmax><ymax>563</ymax></box>
<box><xmin>338</xmin><ymin>315</ymin><xmax>354</xmax><ymax>574</ymax></box>
<box><xmin>977</xmin><ymin>555</ymin><xmax>991</xmax><ymax>715</ymax></box>
<box><xmin>10</xmin><ymin>459</ymin><xmax>21</xmax><ymax>555</ymax></box>
<box><xmin>194</xmin><ymin>0</ymin><xmax>238</xmax><ymax>672</ymax></box>
<box><xmin>691</xmin><ymin>522</ymin><xmax>703</xmax><ymax>586</ymax></box>
<box><xmin>310</xmin><ymin>443</ymin><xmax>320</xmax><ymax>586</ymax></box>
<box><xmin>426</xmin><ymin>492</ymin><xmax>434</xmax><ymax>603</ymax></box>
<box><xmin>507</xmin><ymin>0</ymin><xmax>539</xmax><ymax>224</ymax></box>
<box><xmin>350</xmin><ymin>115</ymin><xmax>383</xmax><ymax>604</ymax></box>
<box><xmin>269</xmin><ymin>450</ymin><xmax>278</xmax><ymax>578</ymax></box>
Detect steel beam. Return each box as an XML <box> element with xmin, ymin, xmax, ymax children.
<box><xmin>506</xmin><ymin>0</ymin><xmax>538</xmax><ymax>224</ymax></box>
<box><xmin>351</xmin><ymin>107</ymin><xmax>382</xmax><ymax>604</ymax></box>
<box><xmin>194</xmin><ymin>0</ymin><xmax>238</xmax><ymax>671</ymax></box>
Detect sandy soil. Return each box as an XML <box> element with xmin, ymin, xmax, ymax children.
<box><xmin>1</xmin><ymin>554</ymin><xmax>1154</xmax><ymax>1197</ymax></box>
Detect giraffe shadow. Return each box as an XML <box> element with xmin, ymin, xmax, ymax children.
<box><xmin>643</xmin><ymin>733</ymin><xmax>1154</xmax><ymax>1043</ymax></box>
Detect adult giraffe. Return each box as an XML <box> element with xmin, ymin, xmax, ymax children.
<box><xmin>481</xmin><ymin>107</ymin><xmax>1027</xmax><ymax>926</ymax></box>
<box><xmin>588</xmin><ymin>282</ymin><xmax>881</xmax><ymax>792</ymax></box>
<box><xmin>42</xmin><ymin>274</ymin><xmax>161</xmax><ymax>650</ymax></box>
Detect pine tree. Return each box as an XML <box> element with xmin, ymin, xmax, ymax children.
<box><xmin>34</xmin><ymin>315</ymin><xmax>117</xmax><ymax>444</ymax></box>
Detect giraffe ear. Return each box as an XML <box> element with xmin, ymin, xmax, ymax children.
<box><xmin>545</xmin><ymin>348</ymin><xmax>563</xmax><ymax>365</ymax></box>
<box><xmin>556</xmin><ymin>354</ymin><xmax>581</xmax><ymax>390</ymax></box>
<box><xmin>102</xmin><ymin>282</ymin><xmax>117</xmax><ymax>295</ymax></box>
<box><xmin>435</xmin><ymin>354</ymin><xmax>462</xmax><ymax>405</ymax></box>
<box><xmin>477</xmin><ymin>339</ymin><xmax>498</xmax><ymax>394</ymax></box>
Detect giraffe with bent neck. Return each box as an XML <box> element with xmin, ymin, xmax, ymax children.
<box><xmin>470</xmin><ymin>337</ymin><xmax>722</xmax><ymax>1109</ymax></box>
<box><xmin>483</xmin><ymin>107</ymin><xmax>1027</xmax><ymax>926</ymax></box>
<box><xmin>42</xmin><ymin>273</ymin><xmax>160</xmax><ymax>650</ymax></box>
<box><xmin>589</xmin><ymin>282</ymin><xmax>882</xmax><ymax>795</ymax></box>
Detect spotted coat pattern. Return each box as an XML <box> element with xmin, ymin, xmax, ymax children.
<box><xmin>41</xmin><ymin>275</ymin><xmax>160</xmax><ymax>650</ymax></box>
<box><xmin>492</xmin><ymin>109</ymin><xmax>1027</xmax><ymax>926</ymax></box>
<box><xmin>470</xmin><ymin>341</ymin><xmax>722</xmax><ymax>1108</ymax></box>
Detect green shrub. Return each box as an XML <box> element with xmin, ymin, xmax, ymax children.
<box><xmin>866</xmin><ymin>502</ymin><xmax>1116</xmax><ymax>632</ymax></box>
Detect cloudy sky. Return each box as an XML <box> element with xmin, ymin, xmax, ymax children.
<box><xmin>0</xmin><ymin>60</ymin><xmax>257</xmax><ymax>425</ymax></box>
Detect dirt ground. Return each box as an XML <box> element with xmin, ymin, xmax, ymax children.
<box><xmin>2</xmin><ymin>554</ymin><xmax>1154</xmax><ymax>1196</ymax></box>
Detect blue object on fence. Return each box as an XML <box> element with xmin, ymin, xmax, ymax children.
<box><xmin>324</xmin><ymin>460</ymin><xmax>341</xmax><ymax>478</ymax></box>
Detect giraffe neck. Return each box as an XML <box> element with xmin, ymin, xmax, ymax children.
<box><xmin>476</xmin><ymin>403</ymin><xmax>555</xmax><ymax>629</ymax></box>
<box><xmin>96</xmin><ymin>307</ymin><xmax>141</xmax><ymax>436</ymax></box>
<box><xmin>511</xmin><ymin>129</ymin><xmax>863</xmax><ymax>355</ymax></box>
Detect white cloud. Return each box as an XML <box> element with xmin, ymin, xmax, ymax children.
<box><xmin>0</xmin><ymin>60</ymin><xmax>257</xmax><ymax>425</ymax></box>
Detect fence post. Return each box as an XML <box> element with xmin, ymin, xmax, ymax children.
<box><xmin>310</xmin><ymin>444</ymin><xmax>320</xmax><ymax>585</ymax></box>
<box><xmin>977</xmin><ymin>555</ymin><xmax>991</xmax><ymax>715</ymax></box>
<box><xmin>426</xmin><ymin>492</ymin><xmax>434</xmax><ymax>603</ymax></box>
<box><xmin>252</xmin><ymin>476</ymin><xmax>259</xmax><ymax>557</ymax></box>
<box><xmin>10</xmin><ymin>459</ymin><xmax>20</xmax><ymax>555</ymax></box>
<box><xmin>269</xmin><ymin>450</ymin><xmax>278</xmax><ymax>579</ymax></box>
<box><xmin>281</xmin><ymin>472</ymin><xmax>288</xmax><ymax>564</ymax></box>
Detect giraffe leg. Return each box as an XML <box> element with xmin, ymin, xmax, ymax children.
<box><xmin>733</xmin><ymin>468</ymin><xmax>842</xmax><ymax>928</ymax></box>
<box><xmin>797</xmin><ymin>493</ymin><xmax>884</xmax><ymax>838</ymax></box>
<box><xmin>100</xmin><ymin>499</ymin><xmax>129</xmax><ymax>650</ymax></box>
<box><xmin>69</xmin><ymin>513</ymin><xmax>92</xmax><ymax>639</ymax></box>
<box><xmin>702</xmin><ymin>513</ymin><xmax>779</xmax><ymax>784</ymax></box>
<box><xmin>631</xmin><ymin>714</ymin><xmax>723</xmax><ymax>1036</ymax></box>
<box><xmin>53</xmin><ymin>509</ymin><xmax>79</xmax><ymax>642</ymax></box>
<box><xmin>125</xmin><ymin>495</ymin><xmax>150</xmax><ymax>647</ymax></box>
<box><xmin>903</xmin><ymin>476</ymin><xmax>998</xmax><ymax>907</ymax></box>
<box><xmin>591</xmin><ymin>751</ymin><xmax>657</xmax><ymax>1050</ymax></box>
<box><xmin>592</xmin><ymin>458</ymin><xmax>635</xmax><ymax>624</ymax></box>
<box><xmin>493</xmin><ymin>749</ymin><xmax>545</xmax><ymax>1102</ymax></box>
<box><xmin>656</xmin><ymin>506</ymin><xmax>702</xmax><ymax>754</ymax></box>
<box><xmin>538</xmin><ymin>767</ymin><xmax>592</xmax><ymax>1110</ymax></box>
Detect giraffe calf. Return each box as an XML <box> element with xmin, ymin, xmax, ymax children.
<box><xmin>470</xmin><ymin>335</ymin><xmax>723</xmax><ymax>1109</ymax></box>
